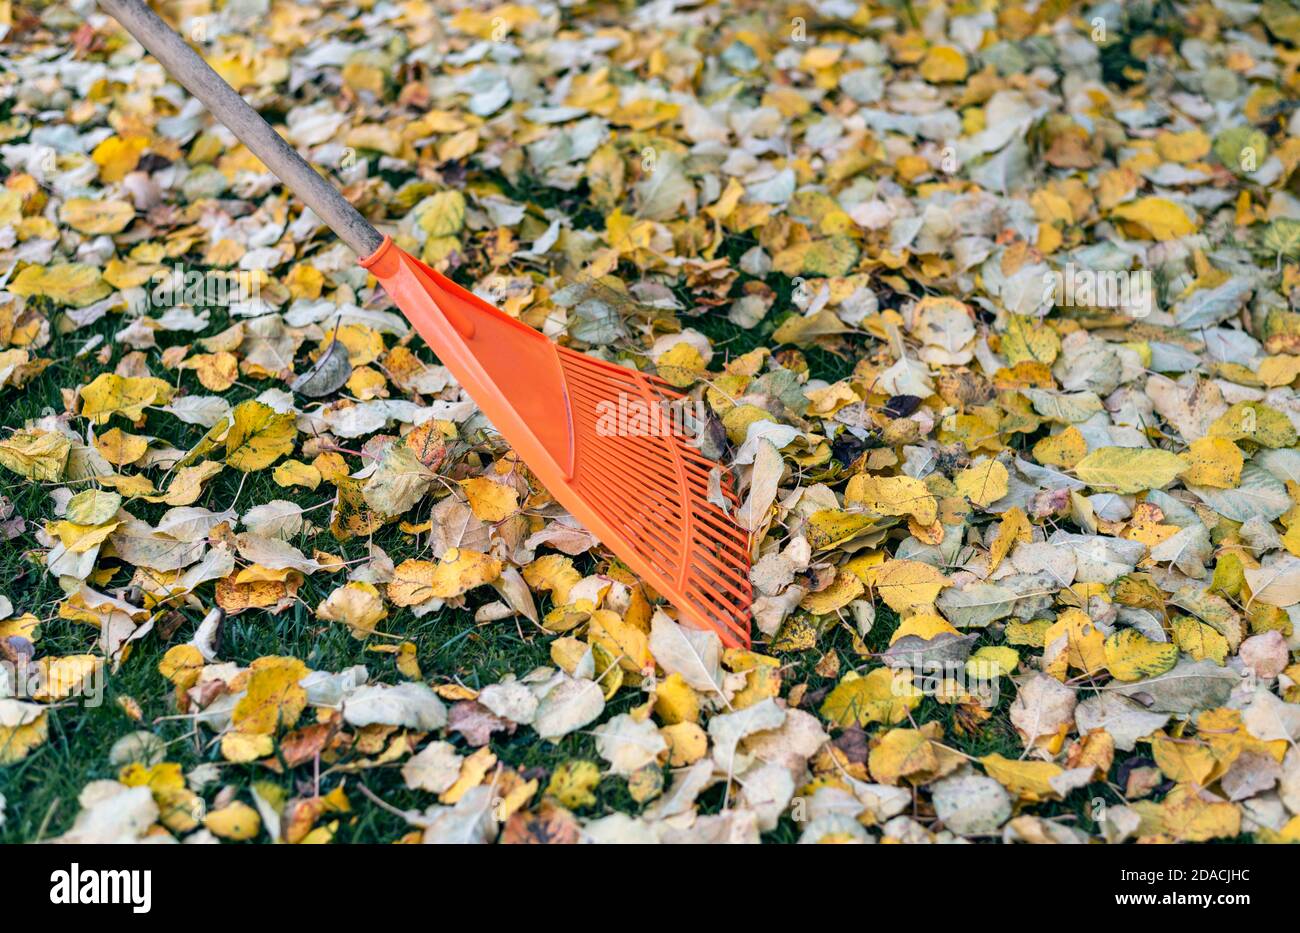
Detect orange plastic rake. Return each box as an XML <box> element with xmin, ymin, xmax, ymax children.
<box><xmin>101</xmin><ymin>0</ymin><xmax>753</xmax><ymax>646</ymax></box>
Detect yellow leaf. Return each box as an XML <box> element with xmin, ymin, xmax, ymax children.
<box><xmin>868</xmin><ymin>727</ymin><xmax>939</xmax><ymax>785</ymax></box>
<box><xmin>890</xmin><ymin>612</ymin><xmax>959</xmax><ymax>644</ymax></box>
<box><xmin>92</xmin><ymin>135</ymin><xmax>148</xmax><ymax>183</ymax></box>
<box><xmin>1257</xmin><ymin>354</ymin><xmax>1300</xmax><ymax>388</ymax></box>
<box><xmin>1171</xmin><ymin>615</ymin><xmax>1229</xmax><ymax>664</ymax></box>
<box><xmin>184</xmin><ymin>351</ymin><xmax>239</xmax><ymax>392</ymax></box>
<box><xmin>418</xmin><ymin>190</ymin><xmax>466</xmax><ymax>237</ymax></box>
<box><xmin>940</xmin><ymin>409</ymin><xmax>1003</xmax><ymax>452</ymax></box>
<box><xmin>805</xmin><ymin>509</ymin><xmax>879</xmax><ymax>551</ymax></box>
<box><xmin>66</xmin><ymin>489</ymin><xmax>122</xmax><ymax>525</ymax></box>
<box><xmin>954</xmin><ymin>459</ymin><xmax>1009</xmax><ymax>507</ymax></box>
<box><xmin>389</xmin><ymin>549</ymin><xmax>503</xmax><ymax>605</ymax></box>
<box><xmin>272</xmin><ymin>460</ymin><xmax>321</xmax><ymax>490</ymax></box>
<box><xmin>58</xmin><ymin>198</ymin><xmax>136</xmax><ymax>234</ymax></box>
<box><xmin>721</xmin><ymin>403</ymin><xmax>773</xmax><ymax>445</ymax></box>
<box><xmin>1257</xmin><ymin>816</ymin><xmax>1300</xmax><ymax>844</ymax></box>
<box><xmin>1103</xmin><ymin>628</ymin><xmax>1179</xmax><ymax>682</ymax></box>
<box><xmin>988</xmin><ymin>506</ymin><xmax>1031</xmax><ymax>571</ymax></box>
<box><xmin>317</xmin><ymin>581</ymin><xmax>388</xmax><ymax>638</ymax></box>
<box><xmin>653</xmin><ymin>673</ymin><xmax>699</xmax><ymax>724</ymax></box>
<box><xmin>966</xmin><ymin>646</ymin><xmax>1019</xmax><ymax>680</ymax></box>
<box><xmin>216</xmin><ymin>567</ymin><xmax>304</xmax><ymax>618</ymax></box>
<box><xmin>656</xmin><ymin>342</ymin><xmax>707</xmax><ymax>388</ymax></box>
<box><xmin>545</xmin><ymin>760</ymin><xmax>601</xmax><ymax>809</ymax></box>
<box><xmin>159</xmin><ymin>644</ymin><xmax>204</xmax><ymax>690</ymax></box>
<box><xmin>820</xmin><ymin>668</ymin><xmax>922</xmax><ymax>727</ymax></box>
<box><xmin>1044</xmin><ymin>608</ymin><xmax>1106</xmax><ymax>677</ymax></box>
<box><xmin>800</xmin><ymin>46</ymin><xmax>841</xmax><ymax>70</ymax></box>
<box><xmin>204</xmin><ymin>801</ymin><xmax>262</xmax><ymax>841</ymax></box>
<box><xmin>16</xmin><ymin>613</ymin><xmax>55</xmax><ymax>650</ymax></box>
<box><xmin>844</xmin><ymin>473</ymin><xmax>938</xmax><ymax>525</ymax></box>
<box><xmin>220</xmin><ymin>731</ymin><xmax>274</xmax><ymax>762</ymax></box>
<box><xmin>1032</xmin><ymin>426</ymin><xmax>1087</xmax><ymax>468</ymax></box>
<box><xmin>1156</xmin><ymin>129</ymin><xmax>1211</xmax><ymax>163</ymax></box>
<box><xmin>772</xmin><ymin>238</ymin><xmax>860</xmax><ymax>279</ymax></box>
<box><xmin>0</xmin><ymin>702</ymin><xmax>48</xmax><ymax>764</ymax></box>
<box><xmin>980</xmin><ymin>753</ymin><xmax>1063</xmax><ymax>802</ymax></box>
<box><xmin>148</xmin><ymin>460</ymin><xmax>223</xmax><ymax>506</ymax></box>
<box><xmin>285</xmin><ymin>263</ymin><xmax>324</xmax><ymax>300</ymax></box>
<box><xmin>460</xmin><ymin>476</ymin><xmax>519</xmax><ymax>522</ymax></box>
<box><xmin>156</xmin><ymin>787</ymin><xmax>203</xmax><ymax>833</ymax></box>
<box><xmin>441</xmin><ymin>746</ymin><xmax>497</xmax><ymax>804</ymax></box>
<box><xmin>98</xmin><ymin>473</ymin><xmax>157</xmax><ymax>497</ymax></box>
<box><xmin>35</xmin><ymin>657</ymin><xmax>104</xmax><ymax>701</ymax></box>
<box><xmin>1208</xmin><ymin>401</ymin><xmax>1297</xmax><ymax>448</ymax></box>
<box><xmin>804</xmin><ymin>380</ymin><xmax>860</xmax><ymax>416</ymax></box>
<box><xmin>331</xmin><ymin>323</ymin><xmax>386</xmax><ymax>366</ymax></box>
<box><xmin>94</xmin><ymin>426</ymin><xmax>149</xmax><ymax>466</ymax></box>
<box><xmin>1150</xmin><ymin>734</ymin><xmax>1217</xmax><ymax>784</ymax></box>
<box><xmin>800</xmin><ymin>569</ymin><xmax>865</xmax><ymax>614</ymax></box>
<box><xmin>396</xmin><ymin>642</ymin><xmax>422</xmax><ymax>680</ymax></box>
<box><xmin>431</xmin><ymin>548</ymin><xmax>505</xmax><ymax>597</ymax></box>
<box><xmin>919</xmin><ymin>45</ymin><xmax>968</xmax><ymax>83</ymax></box>
<box><xmin>9</xmin><ymin>263</ymin><xmax>111</xmax><ymax>307</ymax></box>
<box><xmin>0</xmin><ymin>429</ymin><xmax>70</xmax><ymax>481</ymax></box>
<box><xmin>1133</xmin><ymin>784</ymin><xmax>1240</xmax><ymax>841</ymax></box>
<box><xmin>224</xmin><ymin>400</ymin><xmax>297</xmax><ymax>471</ymax></box>
<box><xmin>1179</xmin><ymin>436</ymin><xmax>1243</xmax><ymax>488</ymax></box>
<box><xmin>232</xmin><ymin>656</ymin><xmax>310</xmax><ymax>735</ymax></box>
<box><xmin>1111</xmin><ymin>197</ymin><xmax>1198</xmax><ymax>241</ymax></box>
<box><xmin>661</xmin><ymin>722</ymin><xmax>708</xmax><ymax>766</ymax></box>
<box><xmin>868</xmin><ymin>559</ymin><xmax>950</xmax><ymax>612</ymax></box>
<box><xmin>587</xmin><ymin>608</ymin><xmax>652</xmax><ymax>672</ymax></box>
<box><xmin>438</xmin><ymin>129</ymin><xmax>480</xmax><ymax>163</ymax></box>
<box><xmin>119</xmin><ymin>761</ymin><xmax>185</xmax><ymax>793</ymax></box>
<box><xmin>611</xmin><ymin>97</ymin><xmax>681</xmax><ymax>131</ymax></box>
<box><xmin>1001</xmin><ymin>314</ymin><xmax>1060</xmax><ymax>366</ymax></box>
<box><xmin>523</xmin><ymin>554</ymin><xmax>581</xmax><ymax>605</ymax></box>
<box><xmin>80</xmin><ymin>373</ymin><xmax>175</xmax><ymax>425</ymax></box>
<box><xmin>347</xmin><ymin>366</ymin><xmax>387</xmax><ymax>400</ymax></box>
<box><xmin>1073</xmin><ymin>446</ymin><xmax>1186</xmax><ymax>493</ymax></box>
<box><xmin>48</xmin><ymin>518</ymin><xmax>119</xmax><ymax>553</ymax></box>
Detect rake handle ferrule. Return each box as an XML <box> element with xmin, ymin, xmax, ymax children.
<box><xmin>97</xmin><ymin>0</ymin><xmax>385</xmax><ymax>259</ymax></box>
<box><xmin>358</xmin><ymin>236</ymin><xmax>477</xmax><ymax>340</ymax></box>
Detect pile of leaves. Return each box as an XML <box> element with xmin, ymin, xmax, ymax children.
<box><xmin>2</xmin><ymin>0</ymin><xmax>1300</xmax><ymax>843</ymax></box>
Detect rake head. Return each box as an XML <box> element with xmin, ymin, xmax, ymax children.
<box><xmin>558</xmin><ymin>348</ymin><xmax>753</xmax><ymax>646</ymax></box>
<box><xmin>361</xmin><ymin>238</ymin><xmax>753</xmax><ymax>648</ymax></box>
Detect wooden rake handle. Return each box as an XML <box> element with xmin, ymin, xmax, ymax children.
<box><xmin>97</xmin><ymin>0</ymin><xmax>385</xmax><ymax>258</ymax></box>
